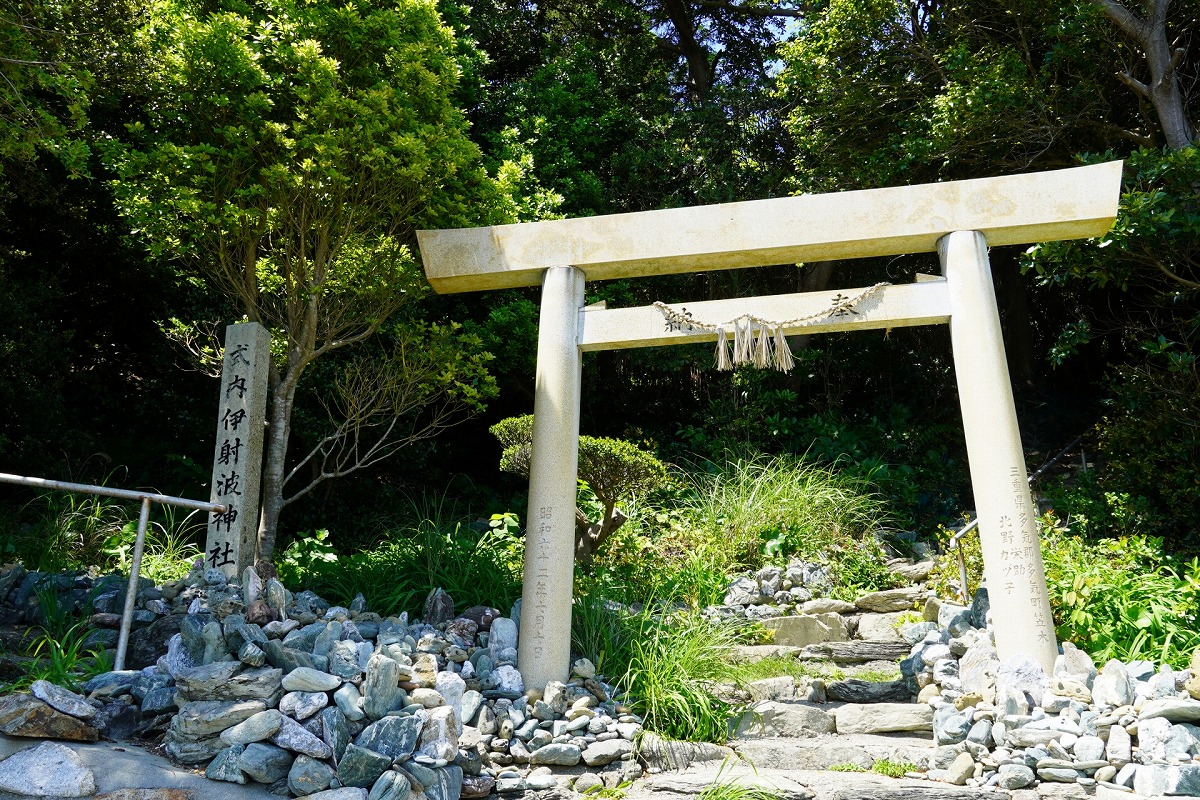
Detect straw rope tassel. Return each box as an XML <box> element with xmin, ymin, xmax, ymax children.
<box><xmin>733</xmin><ymin>320</ymin><xmax>752</xmax><ymax>363</ymax></box>
<box><xmin>715</xmin><ymin>327</ymin><xmax>732</xmax><ymax>371</ymax></box>
<box><xmin>753</xmin><ymin>324</ymin><xmax>772</xmax><ymax>368</ymax></box>
<box><xmin>773</xmin><ymin>326</ymin><xmax>795</xmax><ymax>372</ymax></box>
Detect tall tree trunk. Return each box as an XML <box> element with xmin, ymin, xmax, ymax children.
<box><xmin>255</xmin><ymin>366</ymin><xmax>301</xmax><ymax>565</ymax></box>
<box><xmin>1096</xmin><ymin>0</ymin><xmax>1194</xmax><ymax>149</ymax></box>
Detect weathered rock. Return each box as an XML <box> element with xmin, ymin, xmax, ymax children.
<box><xmin>356</xmin><ymin>714</ymin><xmax>423</xmax><ymax>760</ymax></box>
<box><xmin>165</xmin><ymin>732</ymin><xmax>227</xmax><ymax>764</ymax></box>
<box><xmin>333</xmin><ymin>682</ymin><xmax>366</xmax><ymax>722</ymax></box>
<box><xmin>423</xmin><ymin>588</ymin><xmax>456</xmax><ymax>625</ymax></box>
<box><xmin>855</xmin><ymin>613</ymin><xmax>906</xmax><ymax>641</ymax></box>
<box><xmin>172</xmin><ymin>700</ymin><xmax>266</xmax><ymax>738</ymax></box>
<box><xmin>421</xmin><ymin>765</ymin><xmax>464</xmax><ymax>800</ymax></box>
<box><xmin>282</xmin><ymin>667</ymin><xmax>342</xmax><ymax>693</ymax></box>
<box><xmin>735</xmin><ymin>701</ymin><xmax>835</xmax><ymax>738</ymax></box>
<box><xmin>289</xmin><ymin>754</ymin><xmax>336</xmax><ymax>796</ymax></box>
<box><xmin>173</xmin><ymin>660</ymin><xmax>242</xmax><ymax>700</ymax></box>
<box><xmin>279</xmin><ymin>691</ymin><xmax>329</xmax><ymax>720</ymax></box>
<box><xmin>945</xmin><ymin>751</ymin><xmax>975</xmax><ymax>785</ymax></box>
<box><xmin>488</xmin><ymin>617</ymin><xmax>519</xmax><ymax>663</ymax></box>
<box><xmin>320</xmin><ymin>706</ymin><xmax>351</xmax><ymax>763</ymax></box>
<box><xmin>0</xmin><ymin>692</ymin><xmax>99</xmax><ymax>742</ymax></box>
<box><xmin>765</xmin><ymin>614</ymin><xmax>849</xmax><ymax>647</ymax></box>
<box><xmin>272</xmin><ymin>713</ymin><xmax>335</xmax><ymax>759</ymax></box>
<box><xmin>581</xmin><ymin>739</ymin><xmax>633</xmax><ymax>767</ymax></box>
<box><xmin>1091</xmin><ymin>659</ymin><xmax>1134</xmax><ymax>708</ymax></box>
<box><xmin>30</xmin><ymin>679</ymin><xmax>96</xmax><ymax>719</ymax></box>
<box><xmin>800</xmin><ymin>640</ymin><xmax>911</xmax><ymax>663</ymax></box>
<box><xmin>997</xmin><ymin>764</ymin><xmax>1036</xmax><ymax>790</ymax></box>
<box><xmin>127</xmin><ymin>614</ymin><xmax>184</xmax><ymax>670</ymax></box>
<box><xmin>367</xmin><ymin>770</ymin><xmax>412</xmax><ymax>800</ymax></box>
<box><xmin>723</xmin><ymin>576</ymin><xmax>762</xmax><ymax>606</ymax></box>
<box><xmin>834</xmin><ymin>703</ymin><xmax>933</xmax><ymax>734</ymax></box>
<box><xmin>1139</xmin><ymin>696</ymin><xmax>1200</xmax><ymax>723</ymax></box>
<box><xmin>220</xmin><ymin>709</ymin><xmax>283</xmax><ymax>745</ymax></box>
<box><xmin>238</xmin><ymin>742</ymin><xmax>294</xmax><ymax>784</ymax></box>
<box><xmin>855</xmin><ymin>587</ymin><xmax>923</xmax><ymax>613</ymax></box>
<box><xmin>305</xmin><ymin>790</ymin><xmax>367</xmax><ymax>800</ymax></box>
<box><xmin>337</xmin><ymin>744</ymin><xmax>392</xmax><ymax>788</ymax></box>
<box><xmin>0</xmin><ymin>741</ymin><xmax>96</xmax><ymax>796</ymax></box>
<box><xmin>362</xmin><ymin>653</ymin><xmax>406</xmax><ymax>720</ymax></box>
<box><xmin>826</xmin><ymin>679</ymin><xmax>911</xmax><ymax>703</ymax></box>
<box><xmin>206</xmin><ymin>744</ymin><xmax>248</xmax><ymax>784</ymax></box>
<box><xmin>529</xmin><ymin>742</ymin><xmax>582</xmax><ymax>766</ymax></box>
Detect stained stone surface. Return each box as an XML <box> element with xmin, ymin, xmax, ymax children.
<box><xmin>834</xmin><ymin>703</ymin><xmax>933</xmax><ymax>735</ymax></box>
<box><xmin>288</xmin><ymin>754</ymin><xmax>336</xmax><ymax>796</ymax></box>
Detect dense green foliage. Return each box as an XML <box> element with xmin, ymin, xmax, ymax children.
<box><xmin>3</xmin><ymin>0</ymin><xmax>1200</xmax><ymax>731</ymax></box>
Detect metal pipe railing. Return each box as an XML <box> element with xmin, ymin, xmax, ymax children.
<box><xmin>0</xmin><ymin>472</ymin><xmax>226</xmax><ymax>671</ymax></box>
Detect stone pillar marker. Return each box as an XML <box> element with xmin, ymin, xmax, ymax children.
<box><xmin>518</xmin><ymin>266</ymin><xmax>585</xmax><ymax>689</ymax></box>
<box><xmin>204</xmin><ymin>322</ymin><xmax>271</xmax><ymax>579</ymax></box>
<box><xmin>940</xmin><ymin>230</ymin><xmax>1058</xmax><ymax>672</ymax></box>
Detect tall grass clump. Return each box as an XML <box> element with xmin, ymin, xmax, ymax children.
<box><xmin>678</xmin><ymin>454</ymin><xmax>888</xmax><ymax>565</ymax></box>
<box><xmin>571</xmin><ymin>590</ymin><xmax>748</xmax><ymax>743</ymax></box>
<box><xmin>591</xmin><ymin>454</ymin><xmax>896</xmax><ymax>605</ymax></box>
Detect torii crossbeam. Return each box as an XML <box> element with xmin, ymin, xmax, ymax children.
<box><xmin>418</xmin><ymin>161</ymin><xmax>1123</xmax><ymax>689</ymax></box>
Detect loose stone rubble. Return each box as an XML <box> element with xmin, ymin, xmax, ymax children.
<box><xmin>9</xmin><ymin>553</ymin><xmax>1200</xmax><ymax>799</ymax></box>
<box><xmin>0</xmin><ymin>561</ymin><xmax>644</xmax><ymax>799</ymax></box>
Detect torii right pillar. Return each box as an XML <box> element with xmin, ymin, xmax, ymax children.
<box><xmin>941</xmin><ymin>230</ymin><xmax>1057</xmax><ymax>672</ymax></box>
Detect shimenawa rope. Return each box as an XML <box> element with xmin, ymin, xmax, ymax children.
<box><xmin>653</xmin><ymin>282</ymin><xmax>889</xmax><ymax>372</ymax></box>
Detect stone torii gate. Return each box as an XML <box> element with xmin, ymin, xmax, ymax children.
<box><xmin>417</xmin><ymin>162</ymin><xmax>1124</xmax><ymax>690</ymax></box>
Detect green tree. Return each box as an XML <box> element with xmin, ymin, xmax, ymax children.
<box><xmin>491</xmin><ymin>415</ymin><xmax>668</xmax><ymax>566</ymax></box>
<box><xmin>104</xmin><ymin>0</ymin><xmax>507</xmax><ymax>562</ymax></box>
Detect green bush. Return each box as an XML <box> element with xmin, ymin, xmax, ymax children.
<box><xmin>929</xmin><ymin>512</ymin><xmax>1200</xmax><ymax>668</ymax></box>
<box><xmin>1040</xmin><ymin>515</ymin><xmax>1200</xmax><ymax>669</ymax></box>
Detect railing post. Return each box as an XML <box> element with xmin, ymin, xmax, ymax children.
<box><xmin>114</xmin><ymin>496</ymin><xmax>153</xmax><ymax>672</ymax></box>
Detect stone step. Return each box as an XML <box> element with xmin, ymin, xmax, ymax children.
<box><xmin>735</xmin><ymin>699</ymin><xmax>933</xmax><ymax>739</ymax></box>
<box><xmin>800</xmin><ymin>640</ymin><xmax>912</xmax><ymax>663</ymax></box>
<box><xmin>732</xmin><ymin>732</ymin><xmax>933</xmax><ymax>772</ymax></box>
<box><xmin>622</xmin><ymin>759</ymin><xmax>1012</xmax><ymax>800</ymax></box>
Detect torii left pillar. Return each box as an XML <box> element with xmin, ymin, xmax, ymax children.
<box><xmin>518</xmin><ymin>266</ymin><xmax>585</xmax><ymax>689</ymax></box>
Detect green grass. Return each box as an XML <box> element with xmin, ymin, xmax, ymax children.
<box><xmin>871</xmin><ymin>759</ymin><xmax>921</xmax><ymax>778</ymax></box>
<box><xmin>733</xmin><ymin>655</ymin><xmax>845</xmax><ymax>683</ymax></box>
<box><xmin>695</xmin><ymin>759</ymin><xmax>785</xmax><ymax>800</ymax></box>
<box><xmin>281</xmin><ymin>519</ymin><xmax>524</xmax><ymax>618</ymax></box>
<box><xmin>827</xmin><ymin>763</ymin><xmax>867</xmax><ymax>773</ymax></box>
<box><xmin>587</xmin><ymin>454</ymin><xmax>898</xmax><ymax>609</ymax></box>
<box><xmin>571</xmin><ymin>592</ymin><xmax>749</xmax><ymax>743</ymax></box>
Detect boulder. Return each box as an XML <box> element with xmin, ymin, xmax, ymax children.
<box><xmin>764</xmin><ymin>614</ymin><xmax>849</xmax><ymax>647</ymax></box>
<box><xmin>854</xmin><ymin>587</ymin><xmax>923</xmax><ymax>613</ymax></box>
<box><xmin>0</xmin><ymin>741</ymin><xmax>96</xmax><ymax>797</ymax></box>
<box><xmin>0</xmin><ymin>693</ymin><xmax>99</xmax><ymax>742</ymax></box>
<box><xmin>833</xmin><ymin>702</ymin><xmax>933</xmax><ymax>734</ymax></box>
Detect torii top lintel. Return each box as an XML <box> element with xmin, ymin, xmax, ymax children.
<box><xmin>417</xmin><ymin>161</ymin><xmax>1123</xmax><ymax>294</ymax></box>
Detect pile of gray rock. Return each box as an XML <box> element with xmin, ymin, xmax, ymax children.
<box><xmin>906</xmin><ymin>590</ymin><xmax>1200</xmax><ymax>797</ymax></box>
<box><xmin>0</xmin><ymin>560</ymin><xmax>643</xmax><ymax>800</ymax></box>
<box><xmin>706</xmin><ymin>558</ymin><xmax>935</xmax><ymax>626</ymax></box>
